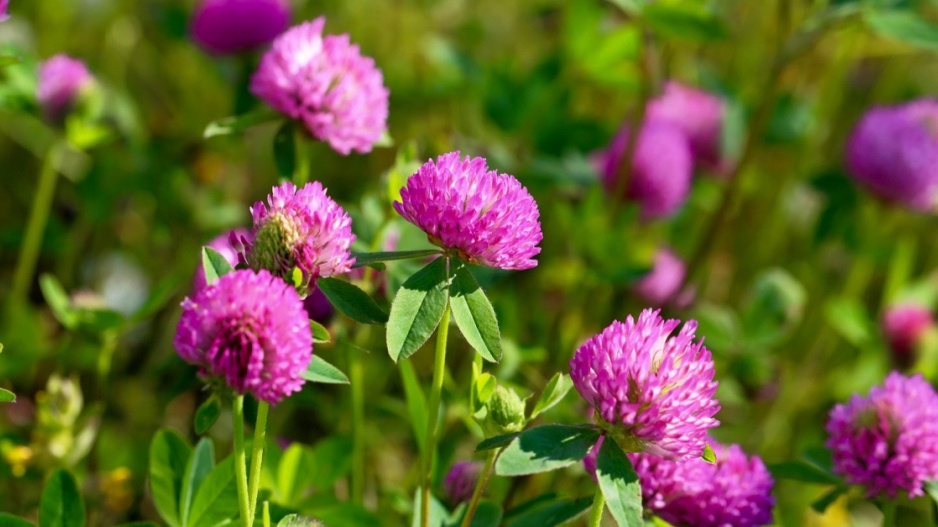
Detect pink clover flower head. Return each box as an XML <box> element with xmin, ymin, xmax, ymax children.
<box><xmin>845</xmin><ymin>101</ymin><xmax>938</xmax><ymax>212</ymax></box>
<box><xmin>882</xmin><ymin>303</ymin><xmax>933</xmax><ymax>368</ymax></box>
<box><xmin>393</xmin><ymin>151</ymin><xmax>543</xmax><ymax>270</ymax></box>
<box><xmin>633</xmin><ymin>248</ymin><xmax>686</xmax><ymax>306</ymax></box>
<box><xmin>37</xmin><ymin>54</ymin><xmax>94</xmax><ymax>124</ymax></box>
<box><xmin>647</xmin><ymin>81</ymin><xmax>730</xmax><ymax>174</ymax></box>
<box><xmin>570</xmin><ymin>309</ymin><xmax>720</xmax><ymax>460</ymax></box>
<box><xmin>193</xmin><ymin>228</ymin><xmax>253</xmax><ymax>293</ymax></box>
<box><xmin>250</xmin><ymin>18</ymin><xmax>390</xmax><ymax>155</ymax></box>
<box><xmin>595</xmin><ymin>120</ymin><xmax>693</xmax><ymax>220</ymax></box>
<box><xmin>245</xmin><ymin>181</ymin><xmax>355</xmax><ymax>295</ymax></box>
<box><xmin>826</xmin><ymin>371</ymin><xmax>938</xmax><ymax>498</ymax></box>
<box><xmin>174</xmin><ymin>269</ymin><xmax>313</xmax><ymax>405</ymax></box>
<box><xmin>443</xmin><ymin>461</ymin><xmax>481</xmax><ymax>505</ymax></box>
<box><xmin>190</xmin><ymin>0</ymin><xmax>290</xmax><ymax>55</ymax></box>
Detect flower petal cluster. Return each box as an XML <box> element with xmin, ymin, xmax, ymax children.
<box><xmin>244</xmin><ymin>181</ymin><xmax>355</xmax><ymax>294</ymax></box>
<box><xmin>846</xmin><ymin>101</ymin><xmax>938</xmax><ymax>212</ymax></box>
<box><xmin>443</xmin><ymin>461</ymin><xmax>481</xmax><ymax>505</ymax></box>
<box><xmin>826</xmin><ymin>371</ymin><xmax>938</xmax><ymax>498</ymax></box>
<box><xmin>37</xmin><ymin>54</ymin><xmax>93</xmax><ymax>124</ymax></box>
<box><xmin>594</xmin><ymin>121</ymin><xmax>693</xmax><ymax>220</ymax></box>
<box><xmin>393</xmin><ymin>151</ymin><xmax>542</xmax><ymax>270</ymax></box>
<box><xmin>882</xmin><ymin>303</ymin><xmax>933</xmax><ymax>368</ymax></box>
<box><xmin>190</xmin><ymin>0</ymin><xmax>290</xmax><ymax>55</ymax></box>
<box><xmin>633</xmin><ymin>248</ymin><xmax>687</xmax><ymax>306</ymax></box>
<box><xmin>585</xmin><ymin>437</ymin><xmax>774</xmax><ymax>527</ymax></box>
<box><xmin>251</xmin><ymin>18</ymin><xmax>389</xmax><ymax>155</ymax></box>
<box><xmin>193</xmin><ymin>228</ymin><xmax>253</xmax><ymax>293</ymax></box>
<box><xmin>570</xmin><ymin>309</ymin><xmax>719</xmax><ymax>460</ymax></box>
<box><xmin>647</xmin><ymin>81</ymin><xmax>730</xmax><ymax>173</ymax></box>
<box><xmin>174</xmin><ymin>269</ymin><xmax>313</xmax><ymax>405</ymax></box>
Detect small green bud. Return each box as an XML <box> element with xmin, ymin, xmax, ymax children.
<box><xmin>487</xmin><ymin>385</ymin><xmax>526</xmax><ymax>433</ymax></box>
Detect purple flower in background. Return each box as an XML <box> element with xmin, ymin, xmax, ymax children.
<box><xmin>443</xmin><ymin>461</ymin><xmax>481</xmax><ymax>505</ymax></box>
<box><xmin>251</xmin><ymin>18</ymin><xmax>389</xmax><ymax>155</ymax></box>
<box><xmin>826</xmin><ymin>372</ymin><xmax>938</xmax><ymax>498</ymax></box>
<box><xmin>882</xmin><ymin>303</ymin><xmax>933</xmax><ymax>368</ymax></box>
<box><xmin>304</xmin><ymin>286</ymin><xmax>334</xmax><ymax>324</ymax></box>
<box><xmin>190</xmin><ymin>0</ymin><xmax>290</xmax><ymax>55</ymax></box>
<box><xmin>1</xmin><ymin>0</ymin><xmax>9</xmax><ymax>21</ymax></box>
<box><xmin>37</xmin><ymin>54</ymin><xmax>93</xmax><ymax>124</ymax></box>
<box><xmin>633</xmin><ymin>248</ymin><xmax>687</xmax><ymax>306</ymax></box>
<box><xmin>846</xmin><ymin>101</ymin><xmax>938</xmax><ymax>212</ymax></box>
<box><xmin>570</xmin><ymin>309</ymin><xmax>720</xmax><ymax>461</ymax></box>
<box><xmin>174</xmin><ymin>269</ymin><xmax>313</xmax><ymax>405</ymax></box>
<box><xmin>595</xmin><ymin>120</ymin><xmax>693</xmax><ymax>220</ymax></box>
<box><xmin>394</xmin><ymin>151</ymin><xmax>543</xmax><ymax>270</ymax></box>
<box><xmin>243</xmin><ymin>181</ymin><xmax>355</xmax><ymax>295</ymax></box>
<box><xmin>193</xmin><ymin>228</ymin><xmax>253</xmax><ymax>293</ymax></box>
<box><xmin>647</xmin><ymin>81</ymin><xmax>731</xmax><ymax>174</ymax></box>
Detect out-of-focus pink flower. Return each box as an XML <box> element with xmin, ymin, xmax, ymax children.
<box><xmin>37</xmin><ymin>54</ymin><xmax>93</xmax><ymax>124</ymax></box>
<box><xmin>190</xmin><ymin>0</ymin><xmax>290</xmax><ymax>55</ymax></box>
<box><xmin>647</xmin><ymin>81</ymin><xmax>732</xmax><ymax>174</ymax></box>
<box><xmin>193</xmin><ymin>228</ymin><xmax>253</xmax><ymax>294</ymax></box>
<box><xmin>846</xmin><ymin>101</ymin><xmax>938</xmax><ymax>212</ymax></box>
<box><xmin>882</xmin><ymin>303</ymin><xmax>934</xmax><ymax>368</ymax></box>
<box><xmin>594</xmin><ymin>120</ymin><xmax>693</xmax><ymax>220</ymax></box>
<box><xmin>633</xmin><ymin>248</ymin><xmax>687</xmax><ymax>306</ymax></box>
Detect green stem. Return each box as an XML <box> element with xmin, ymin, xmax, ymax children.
<box><xmin>10</xmin><ymin>141</ymin><xmax>61</xmax><ymax>307</ymax></box>
<box><xmin>350</xmin><ymin>342</ymin><xmax>366</xmax><ymax>503</ymax></box>
<box><xmin>421</xmin><ymin>302</ymin><xmax>452</xmax><ymax>527</ymax></box>
<box><xmin>232</xmin><ymin>396</ymin><xmax>252</xmax><ymax>527</ymax></box>
<box><xmin>459</xmin><ymin>449</ymin><xmax>497</xmax><ymax>527</ymax></box>
<box><xmin>262</xmin><ymin>501</ymin><xmax>271</xmax><ymax>527</ymax></box>
<box><xmin>248</xmin><ymin>400</ymin><xmax>270</xmax><ymax>519</ymax></box>
<box><xmin>587</xmin><ymin>486</ymin><xmax>606</xmax><ymax>527</ymax></box>
<box><xmin>295</xmin><ymin>128</ymin><xmax>311</xmax><ymax>185</ymax></box>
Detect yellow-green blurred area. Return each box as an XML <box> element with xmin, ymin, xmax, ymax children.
<box><xmin>6</xmin><ymin>0</ymin><xmax>938</xmax><ymax>525</ymax></box>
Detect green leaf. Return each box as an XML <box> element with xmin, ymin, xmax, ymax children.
<box><xmin>278</xmin><ymin>444</ymin><xmax>314</xmax><ymax>506</ymax></box>
<box><xmin>400</xmin><ymin>360</ymin><xmax>428</xmax><ymax>455</ymax></box>
<box><xmin>925</xmin><ymin>480</ymin><xmax>938</xmax><ymax>508</ymax></box>
<box><xmin>448</xmin><ymin>501</ymin><xmax>502</xmax><ymax>527</ymax></box>
<box><xmin>351</xmin><ymin>249</ymin><xmax>442</xmax><ymax>268</ymax></box>
<box><xmin>301</xmin><ymin>355</ymin><xmax>350</xmax><ymax>384</ymax></box>
<box><xmin>702</xmin><ymin>444</ymin><xmax>716</xmax><ymax>464</ymax></box>
<box><xmin>204</xmin><ymin>109</ymin><xmax>280</xmax><ymax>138</ymax></box>
<box><xmin>504</xmin><ymin>496</ymin><xmax>592</xmax><ymax>527</ymax></box>
<box><xmin>476</xmin><ymin>431</ymin><xmax>522</xmax><ymax>452</ymax></box>
<box><xmin>387</xmin><ymin>258</ymin><xmax>451</xmax><ymax>362</ymax></box>
<box><xmin>642</xmin><ymin>3</ymin><xmax>727</xmax><ymax>42</ymax></box>
<box><xmin>193</xmin><ymin>397</ymin><xmax>221</xmax><ymax>435</ymax></box>
<box><xmin>310</xmin><ymin>320</ymin><xmax>331</xmax><ymax>344</ymax></box>
<box><xmin>188</xmin><ymin>457</ymin><xmax>239</xmax><ymax>527</ymax></box>
<box><xmin>40</xmin><ymin>274</ymin><xmax>77</xmax><ymax>329</ymax></box>
<box><xmin>180</xmin><ymin>439</ymin><xmax>215</xmax><ymax>527</ymax></box>
<box><xmin>309</xmin><ymin>437</ymin><xmax>354</xmax><ymax>490</ymax></box>
<box><xmin>865</xmin><ymin>10</ymin><xmax>938</xmax><ymax>51</ymax></box>
<box><xmin>0</xmin><ymin>513</ymin><xmax>37</xmax><ymax>526</ymax></box>
<box><xmin>470</xmin><ymin>367</ymin><xmax>497</xmax><ymax>415</ymax></box>
<box><xmin>768</xmin><ymin>460</ymin><xmax>842</xmax><ymax>485</ymax></box>
<box><xmin>595</xmin><ymin>439</ymin><xmax>642</xmax><ymax>527</ymax></box>
<box><xmin>494</xmin><ymin>425</ymin><xmax>600</xmax><ymax>476</ymax></box>
<box><xmin>202</xmin><ymin>247</ymin><xmax>234</xmax><ymax>287</ymax></box>
<box><xmin>530</xmin><ymin>373</ymin><xmax>573</xmax><ymax>420</ymax></box>
<box><xmin>149</xmin><ymin>429</ymin><xmax>192</xmax><ymax>527</ymax></box>
<box><xmin>449</xmin><ymin>265</ymin><xmax>502</xmax><ymax>363</ymax></box>
<box><xmin>811</xmin><ymin>485</ymin><xmax>848</xmax><ymax>513</ymax></box>
<box><xmin>276</xmin><ymin>515</ymin><xmax>321</xmax><ymax>527</ymax></box>
<box><xmin>273</xmin><ymin>120</ymin><xmax>297</xmax><ymax>180</ymax></box>
<box><xmin>317</xmin><ymin>277</ymin><xmax>389</xmax><ymax>325</ymax></box>
<box><xmin>39</xmin><ymin>469</ymin><xmax>86</xmax><ymax>527</ymax></box>
<box><xmin>0</xmin><ymin>387</ymin><xmax>15</xmax><ymax>403</ymax></box>
<box><xmin>824</xmin><ymin>297</ymin><xmax>872</xmax><ymax>346</ymax></box>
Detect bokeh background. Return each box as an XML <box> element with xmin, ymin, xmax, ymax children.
<box><xmin>4</xmin><ymin>0</ymin><xmax>938</xmax><ymax>525</ymax></box>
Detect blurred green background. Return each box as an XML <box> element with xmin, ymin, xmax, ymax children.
<box><xmin>5</xmin><ymin>0</ymin><xmax>938</xmax><ymax>525</ymax></box>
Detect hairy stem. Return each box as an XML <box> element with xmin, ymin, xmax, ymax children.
<box><xmin>232</xmin><ymin>396</ymin><xmax>252</xmax><ymax>527</ymax></box>
<box><xmin>459</xmin><ymin>449</ymin><xmax>497</xmax><ymax>527</ymax></box>
<box><xmin>248</xmin><ymin>400</ymin><xmax>270</xmax><ymax>519</ymax></box>
<box><xmin>421</xmin><ymin>302</ymin><xmax>452</xmax><ymax>527</ymax></box>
